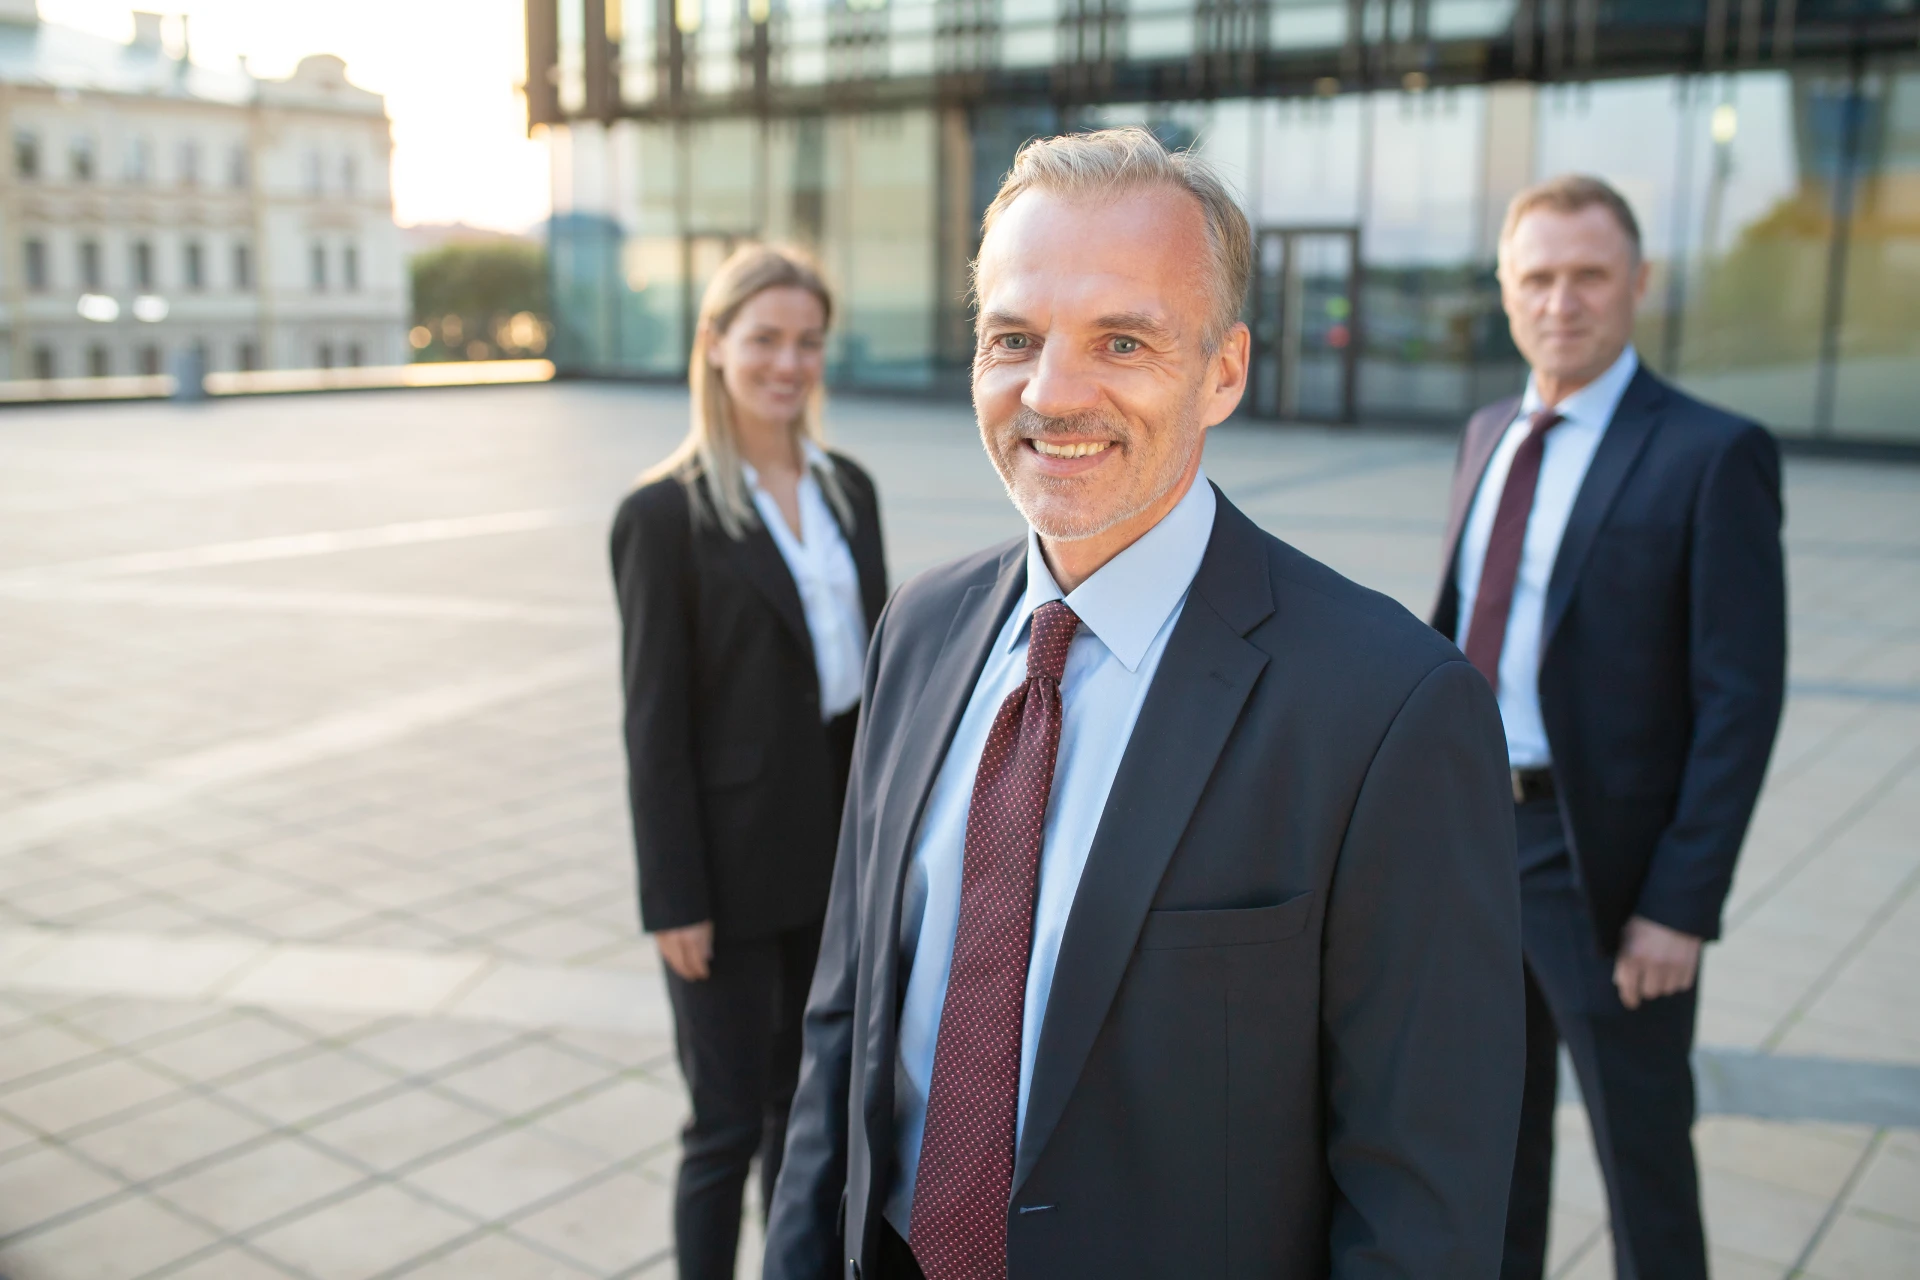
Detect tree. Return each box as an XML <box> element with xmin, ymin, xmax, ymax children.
<box><xmin>408</xmin><ymin>241</ymin><xmax>549</xmax><ymax>362</ymax></box>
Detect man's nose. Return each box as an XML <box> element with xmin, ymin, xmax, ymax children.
<box><xmin>1544</xmin><ymin>277</ymin><xmax>1583</xmax><ymax>317</ymax></box>
<box><xmin>1020</xmin><ymin>343</ymin><xmax>1102</xmax><ymax>419</ymax></box>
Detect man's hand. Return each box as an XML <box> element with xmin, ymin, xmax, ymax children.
<box><xmin>656</xmin><ymin>921</ymin><xmax>715</xmax><ymax>982</ymax></box>
<box><xmin>1612</xmin><ymin>915</ymin><xmax>1702</xmax><ymax>1010</ymax></box>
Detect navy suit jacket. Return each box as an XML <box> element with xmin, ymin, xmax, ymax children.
<box><xmin>768</xmin><ymin>489</ymin><xmax>1524</xmax><ymax>1280</ymax></box>
<box><xmin>1432</xmin><ymin>367</ymin><xmax>1787</xmax><ymax>948</ymax></box>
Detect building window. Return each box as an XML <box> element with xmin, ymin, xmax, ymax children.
<box><xmin>184</xmin><ymin>240</ymin><xmax>204</xmax><ymax>291</ymax></box>
<box><xmin>346</xmin><ymin>342</ymin><xmax>364</xmax><ymax>367</ymax></box>
<box><xmin>232</xmin><ymin>241</ymin><xmax>252</xmax><ymax>290</ymax></box>
<box><xmin>125</xmin><ymin>136</ymin><xmax>151</xmax><ymax>183</ymax></box>
<box><xmin>132</xmin><ymin>240</ymin><xmax>154</xmax><ymax>290</ymax></box>
<box><xmin>24</xmin><ymin>238</ymin><xmax>48</xmax><ymax>292</ymax></box>
<box><xmin>192</xmin><ymin>339</ymin><xmax>210</xmax><ymax>372</ymax></box>
<box><xmin>316</xmin><ymin>341</ymin><xmax>334</xmax><ymax>369</ymax></box>
<box><xmin>341</xmin><ymin>154</ymin><xmax>357</xmax><ymax>195</ymax></box>
<box><xmin>71</xmin><ymin>137</ymin><xmax>95</xmax><ymax>182</ymax></box>
<box><xmin>32</xmin><ymin>346</ymin><xmax>55</xmax><ymax>379</ymax></box>
<box><xmin>178</xmin><ymin>140</ymin><xmax>201</xmax><ymax>186</ymax></box>
<box><xmin>227</xmin><ymin>144</ymin><xmax>249</xmax><ymax>189</ymax></box>
<box><xmin>343</xmin><ymin>244</ymin><xmax>359</xmax><ymax>291</ymax></box>
<box><xmin>137</xmin><ymin>345</ymin><xmax>161</xmax><ymax>376</ymax></box>
<box><xmin>306</xmin><ymin>149</ymin><xmax>324</xmax><ymax>195</ymax></box>
<box><xmin>79</xmin><ymin>239</ymin><xmax>102</xmax><ymax>290</ymax></box>
<box><xmin>237</xmin><ymin>340</ymin><xmax>258</xmax><ymax>372</ymax></box>
<box><xmin>87</xmin><ymin>345</ymin><xmax>110</xmax><ymax>378</ymax></box>
<box><xmin>15</xmin><ymin>132</ymin><xmax>38</xmax><ymax>180</ymax></box>
<box><xmin>310</xmin><ymin>243</ymin><xmax>327</xmax><ymax>291</ymax></box>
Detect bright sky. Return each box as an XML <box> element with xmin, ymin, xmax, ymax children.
<box><xmin>37</xmin><ymin>0</ymin><xmax>551</xmax><ymax>232</ymax></box>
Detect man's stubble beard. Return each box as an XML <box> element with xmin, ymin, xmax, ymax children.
<box><xmin>980</xmin><ymin>390</ymin><xmax>1205</xmax><ymax>543</ymax></box>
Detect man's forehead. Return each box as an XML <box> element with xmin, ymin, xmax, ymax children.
<box><xmin>976</xmin><ymin>186</ymin><xmax>1205</xmax><ymax>324</ymax></box>
<box><xmin>1506</xmin><ymin>206</ymin><xmax>1634</xmax><ymax>263</ymax></box>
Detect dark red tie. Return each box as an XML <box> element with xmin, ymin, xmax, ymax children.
<box><xmin>908</xmin><ymin>599</ymin><xmax>1079</xmax><ymax>1280</ymax></box>
<box><xmin>1464</xmin><ymin>408</ymin><xmax>1563</xmax><ymax>694</ymax></box>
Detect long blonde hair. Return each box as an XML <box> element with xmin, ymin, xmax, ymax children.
<box><xmin>642</xmin><ymin>242</ymin><xmax>852</xmax><ymax>539</ymax></box>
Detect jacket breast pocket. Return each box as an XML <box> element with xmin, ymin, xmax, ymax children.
<box><xmin>1137</xmin><ymin>892</ymin><xmax>1314</xmax><ymax>951</ymax></box>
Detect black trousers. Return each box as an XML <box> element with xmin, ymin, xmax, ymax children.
<box><xmin>1503</xmin><ymin>798</ymin><xmax>1707</xmax><ymax>1280</ymax></box>
<box><xmin>665</xmin><ymin>918</ymin><xmax>823</xmax><ymax>1280</ymax></box>
<box><xmin>873</xmin><ymin>1220</ymin><xmax>927</xmax><ymax>1280</ymax></box>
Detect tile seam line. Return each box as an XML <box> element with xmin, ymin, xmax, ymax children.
<box><xmin>1760</xmin><ymin>849</ymin><xmax>1920</xmax><ymax>1055</ymax></box>
<box><xmin>1783</xmin><ymin>1127</ymin><xmax>1887</xmax><ymax>1279</ymax></box>
<box><xmin>0</xmin><ymin>505</ymin><xmax>606</xmax><ymax>584</ymax></box>
<box><xmin>1727</xmin><ymin>738</ymin><xmax>1920</xmax><ymax>934</ymax></box>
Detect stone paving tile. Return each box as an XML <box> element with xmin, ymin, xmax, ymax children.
<box><xmin>0</xmin><ymin>1140</ymin><xmax>128</xmax><ymax>1236</ymax></box>
<box><xmin>151</xmin><ymin>1138</ymin><xmax>370</xmax><ymax>1236</ymax></box>
<box><xmin>65</xmin><ymin>1092</ymin><xmax>271</xmax><ymax>1184</ymax></box>
<box><xmin>247</xmin><ymin>1183</ymin><xmax>477</xmax><ymax>1280</ymax></box>
<box><xmin>506</xmin><ymin>1170</ymin><xmax>673</xmax><ymax>1274</ymax></box>
<box><xmin>396</xmin><ymin>1231</ymin><xmax>597</xmax><ymax>1279</ymax></box>
<box><xmin>0</xmin><ymin>1193</ymin><xmax>222</xmax><ymax>1280</ymax></box>
<box><xmin>0</xmin><ymin>1054</ymin><xmax>182</xmax><ymax>1135</ymax></box>
<box><xmin>402</xmin><ymin>1126</ymin><xmax>614</xmax><ymax>1222</ymax></box>
<box><xmin>304</xmin><ymin>1087</ymin><xmax>502</xmax><ymax>1173</ymax></box>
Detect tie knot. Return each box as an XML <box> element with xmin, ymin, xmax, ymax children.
<box><xmin>1026</xmin><ymin>600</ymin><xmax>1079</xmax><ymax>684</ymax></box>
<box><xmin>1529</xmin><ymin>407</ymin><xmax>1564</xmax><ymax>436</ymax></box>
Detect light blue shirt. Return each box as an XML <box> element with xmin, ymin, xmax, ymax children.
<box><xmin>1455</xmin><ymin>345</ymin><xmax>1639</xmax><ymax>767</ymax></box>
<box><xmin>884</xmin><ymin>472</ymin><xmax>1218</xmax><ymax>1234</ymax></box>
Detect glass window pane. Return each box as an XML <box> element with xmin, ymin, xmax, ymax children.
<box><xmin>1359</xmin><ymin>86</ymin><xmax>1492</xmax><ymax>421</ymax></box>
<box><xmin>1670</xmin><ymin>71</ymin><xmax>1830</xmax><ymax>435</ymax></box>
<box><xmin>1832</xmin><ymin>60</ymin><xmax>1920</xmax><ymax>441</ymax></box>
<box><xmin>825</xmin><ymin>110</ymin><xmax>937</xmax><ymax>387</ymax></box>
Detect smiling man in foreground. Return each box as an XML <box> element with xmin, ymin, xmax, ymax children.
<box><xmin>764</xmin><ymin>128</ymin><xmax>1524</xmax><ymax>1280</ymax></box>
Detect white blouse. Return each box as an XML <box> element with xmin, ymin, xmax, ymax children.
<box><xmin>743</xmin><ymin>444</ymin><xmax>868</xmax><ymax>720</ymax></box>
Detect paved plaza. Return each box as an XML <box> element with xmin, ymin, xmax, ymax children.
<box><xmin>0</xmin><ymin>382</ymin><xmax>1915</xmax><ymax>1279</ymax></box>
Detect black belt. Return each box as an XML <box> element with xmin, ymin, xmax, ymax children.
<box><xmin>1511</xmin><ymin>767</ymin><xmax>1556</xmax><ymax>805</ymax></box>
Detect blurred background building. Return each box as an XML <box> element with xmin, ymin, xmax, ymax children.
<box><xmin>0</xmin><ymin>1</ymin><xmax>406</xmax><ymax>381</ymax></box>
<box><xmin>526</xmin><ymin>0</ymin><xmax>1919</xmax><ymax>446</ymax></box>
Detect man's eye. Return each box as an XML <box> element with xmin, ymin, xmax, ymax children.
<box><xmin>1111</xmin><ymin>336</ymin><xmax>1141</xmax><ymax>354</ymax></box>
<box><xmin>998</xmin><ymin>334</ymin><xmax>1032</xmax><ymax>350</ymax></box>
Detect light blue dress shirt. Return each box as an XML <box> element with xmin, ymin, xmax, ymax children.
<box><xmin>742</xmin><ymin>441</ymin><xmax>868</xmax><ymax>719</ymax></box>
<box><xmin>1455</xmin><ymin>345</ymin><xmax>1639</xmax><ymax>767</ymax></box>
<box><xmin>883</xmin><ymin>472</ymin><xmax>1218</xmax><ymax>1234</ymax></box>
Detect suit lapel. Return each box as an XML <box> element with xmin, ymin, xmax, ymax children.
<box><xmin>1433</xmin><ymin>397</ymin><xmax>1520</xmax><ymax>635</ymax></box>
<box><xmin>832</xmin><ymin>466</ymin><xmax>889</xmax><ymax>636</ymax></box>
<box><xmin>862</xmin><ymin>542</ymin><xmax>1027</xmax><ymax>1123</ymax></box>
<box><xmin>725</xmin><ymin>522</ymin><xmax>815</xmax><ymax>663</ymax></box>
<box><xmin>1540</xmin><ymin>368</ymin><xmax>1666</xmax><ymax>655</ymax></box>
<box><xmin>1013</xmin><ymin>493</ymin><xmax>1274</xmax><ymax>1193</ymax></box>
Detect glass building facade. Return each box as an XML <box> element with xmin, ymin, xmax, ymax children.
<box><xmin>529</xmin><ymin>2</ymin><xmax>1920</xmax><ymax>442</ymax></box>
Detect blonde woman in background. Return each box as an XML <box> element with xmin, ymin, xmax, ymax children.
<box><xmin>610</xmin><ymin>244</ymin><xmax>887</xmax><ymax>1280</ymax></box>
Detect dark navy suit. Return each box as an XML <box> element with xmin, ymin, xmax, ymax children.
<box><xmin>1433</xmin><ymin>367</ymin><xmax>1787</xmax><ymax>1280</ymax></box>
<box><xmin>768</xmin><ymin>489</ymin><xmax>1525</xmax><ymax>1280</ymax></box>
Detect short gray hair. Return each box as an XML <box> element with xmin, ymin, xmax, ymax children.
<box><xmin>977</xmin><ymin>126</ymin><xmax>1252</xmax><ymax>351</ymax></box>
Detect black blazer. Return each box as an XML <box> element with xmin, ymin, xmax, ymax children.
<box><xmin>1432</xmin><ymin>367</ymin><xmax>1786</xmax><ymax>948</ymax></box>
<box><xmin>611</xmin><ymin>453</ymin><xmax>887</xmax><ymax>941</ymax></box>
<box><xmin>766</xmin><ymin>490</ymin><xmax>1524</xmax><ymax>1280</ymax></box>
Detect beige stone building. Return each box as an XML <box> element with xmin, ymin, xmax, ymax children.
<box><xmin>0</xmin><ymin>1</ymin><xmax>405</xmax><ymax>381</ymax></box>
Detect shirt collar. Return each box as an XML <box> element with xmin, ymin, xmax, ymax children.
<box><xmin>740</xmin><ymin>439</ymin><xmax>832</xmax><ymax>490</ymax></box>
<box><xmin>1520</xmin><ymin>344</ymin><xmax>1639</xmax><ymax>431</ymax></box>
<box><xmin>1014</xmin><ymin>469</ymin><xmax>1218</xmax><ymax>673</ymax></box>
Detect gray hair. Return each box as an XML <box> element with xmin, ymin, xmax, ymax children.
<box><xmin>976</xmin><ymin>126</ymin><xmax>1253</xmax><ymax>351</ymax></box>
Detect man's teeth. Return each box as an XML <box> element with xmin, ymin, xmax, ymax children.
<box><xmin>1031</xmin><ymin>440</ymin><xmax>1110</xmax><ymax>459</ymax></box>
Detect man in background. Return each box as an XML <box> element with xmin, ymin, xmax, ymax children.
<box><xmin>1433</xmin><ymin>175</ymin><xmax>1787</xmax><ymax>1280</ymax></box>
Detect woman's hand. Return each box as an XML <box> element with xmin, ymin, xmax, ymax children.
<box><xmin>656</xmin><ymin>921</ymin><xmax>715</xmax><ymax>981</ymax></box>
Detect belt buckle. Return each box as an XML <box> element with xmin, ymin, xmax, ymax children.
<box><xmin>1511</xmin><ymin>769</ymin><xmax>1527</xmax><ymax>804</ymax></box>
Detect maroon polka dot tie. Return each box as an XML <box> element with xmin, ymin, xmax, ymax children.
<box><xmin>908</xmin><ymin>599</ymin><xmax>1080</xmax><ymax>1280</ymax></box>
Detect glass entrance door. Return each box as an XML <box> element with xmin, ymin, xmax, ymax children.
<box><xmin>1249</xmin><ymin>227</ymin><xmax>1360</xmax><ymax>423</ymax></box>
